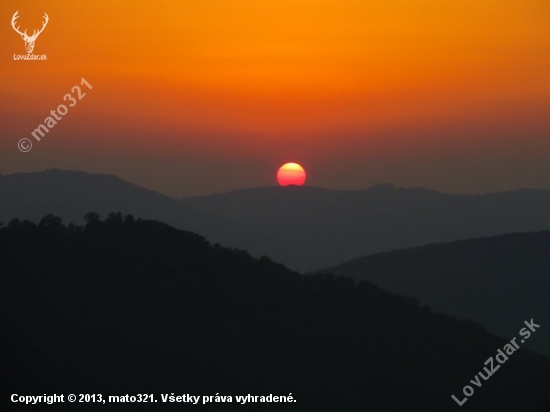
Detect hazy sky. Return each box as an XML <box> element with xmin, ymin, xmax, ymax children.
<box><xmin>1</xmin><ymin>0</ymin><xmax>549</xmax><ymax>197</ymax></box>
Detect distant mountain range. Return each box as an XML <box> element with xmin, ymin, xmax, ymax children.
<box><xmin>3</xmin><ymin>169</ymin><xmax>550</xmax><ymax>272</ymax></box>
<box><xmin>0</xmin><ymin>169</ymin><xmax>237</xmax><ymax>248</ymax></box>
<box><xmin>315</xmin><ymin>232</ymin><xmax>550</xmax><ymax>356</ymax></box>
<box><xmin>2</xmin><ymin>216</ymin><xmax>549</xmax><ymax>411</ymax></box>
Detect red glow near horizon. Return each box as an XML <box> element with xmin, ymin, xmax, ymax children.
<box><xmin>277</xmin><ymin>163</ymin><xmax>306</xmax><ymax>186</ymax></box>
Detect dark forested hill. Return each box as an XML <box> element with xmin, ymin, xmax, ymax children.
<box><xmin>1</xmin><ymin>215</ymin><xmax>549</xmax><ymax>411</ymax></box>
<box><xmin>316</xmin><ymin>232</ymin><xmax>550</xmax><ymax>357</ymax></box>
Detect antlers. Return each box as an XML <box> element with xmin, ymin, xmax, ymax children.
<box><xmin>33</xmin><ymin>13</ymin><xmax>49</xmax><ymax>40</ymax></box>
<box><xmin>11</xmin><ymin>11</ymin><xmax>25</xmax><ymax>37</ymax></box>
<box><xmin>11</xmin><ymin>11</ymin><xmax>49</xmax><ymax>40</ymax></box>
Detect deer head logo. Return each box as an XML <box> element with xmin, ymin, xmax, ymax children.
<box><xmin>11</xmin><ymin>11</ymin><xmax>49</xmax><ymax>54</ymax></box>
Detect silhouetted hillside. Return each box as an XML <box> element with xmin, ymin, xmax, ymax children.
<box><xmin>0</xmin><ymin>169</ymin><xmax>210</xmax><ymax>231</ymax></box>
<box><xmin>316</xmin><ymin>232</ymin><xmax>550</xmax><ymax>356</ymax></box>
<box><xmin>5</xmin><ymin>170</ymin><xmax>550</xmax><ymax>272</ymax></box>
<box><xmin>0</xmin><ymin>169</ymin><xmax>265</xmax><ymax>255</ymax></box>
<box><xmin>182</xmin><ymin>184</ymin><xmax>550</xmax><ymax>271</ymax></box>
<box><xmin>1</xmin><ymin>215</ymin><xmax>549</xmax><ymax>411</ymax></box>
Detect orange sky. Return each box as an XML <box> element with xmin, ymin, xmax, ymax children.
<box><xmin>1</xmin><ymin>0</ymin><xmax>549</xmax><ymax>196</ymax></box>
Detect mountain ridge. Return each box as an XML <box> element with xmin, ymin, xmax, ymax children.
<box><xmin>4</xmin><ymin>169</ymin><xmax>550</xmax><ymax>271</ymax></box>
<box><xmin>314</xmin><ymin>231</ymin><xmax>550</xmax><ymax>356</ymax></box>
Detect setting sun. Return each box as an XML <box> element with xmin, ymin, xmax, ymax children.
<box><xmin>277</xmin><ymin>163</ymin><xmax>306</xmax><ymax>186</ymax></box>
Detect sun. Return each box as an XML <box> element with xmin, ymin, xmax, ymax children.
<box><xmin>277</xmin><ymin>163</ymin><xmax>306</xmax><ymax>186</ymax></box>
